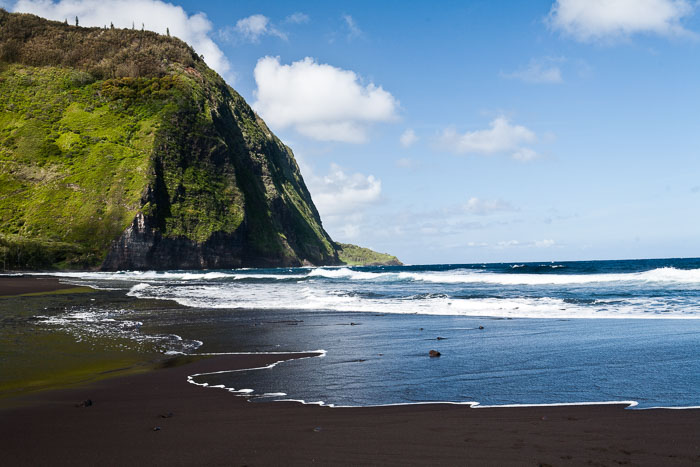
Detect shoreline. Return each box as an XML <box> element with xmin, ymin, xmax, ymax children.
<box><xmin>190</xmin><ymin>357</ymin><xmax>700</xmax><ymax>410</ymax></box>
<box><xmin>1</xmin><ymin>352</ymin><xmax>699</xmax><ymax>465</ymax></box>
<box><xmin>0</xmin><ymin>274</ymin><xmax>92</xmax><ymax>297</ymax></box>
<box><xmin>2</xmin><ymin>275</ymin><xmax>700</xmax><ymax>464</ymax></box>
<box><xmin>0</xmin><ymin>275</ymin><xmax>163</xmax><ymax>398</ymax></box>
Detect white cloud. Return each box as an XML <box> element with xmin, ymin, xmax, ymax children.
<box><xmin>343</xmin><ymin>14</ymin><xmax>362</xmax><ymax>39</ymax></box>
<box><xmin>234</xmin><ymin>14</ymin><xmax>286</xmax><ymax>42</ymax></box>
<box><xmin>548</xmin><ymin>0</ymin><xmax>696</xmax><ymax>42</ymax></box>
<box><xmin>535</xmin><ymin>239</ymin><xmax>556</xmax><ymax>248</ymax></box>
<box><xmin>308</xmin><ymin>163</ymin><xmax>381</xmax><ymax>217</ymax></box>
<box><xmin>400</xmin><ymin>129</ymin><xmax>418</xmax><ymax>147</ymax></box>
<box><xmin>439</xmin><ymin>116</ymin><xmax>540</xmax><ymax>160</ymax></box>
<box><xmin>285</xmin><ymin>12</ymin><xmax>309</xmax><ymax>24</ymax></box>
<box><xmin>335</xmin><ymin>220</ymin><xmax>361</xmax><ymax>239</ymax></box>
<box><xmin>463</xmin><ymin>197</ymin><xmax>515</xmax><ymax>215</ymax></box>
<box><xmin>12</xmin><ymin>0</ymin><xmax>232</xmax><ymax>81</ymax></box>
<box><xmin>502</xmin><ymin>58</ymin><xmax>563</xmax><ymax>84</ymax></box>
<box><xmin>253</xmin><ymin>56</ymin><xmax>399</xmax><ymax>143</ymax></box>
<box><xmin>302</xmin><ymin>162</ymin><xmax>382</xmax><ymax>240</ymax></box>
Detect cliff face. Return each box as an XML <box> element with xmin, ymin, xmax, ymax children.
<box><xmin>0</xmin><ymin>10</ymin><xmax>343</xmax><ymax>270</ymax></box>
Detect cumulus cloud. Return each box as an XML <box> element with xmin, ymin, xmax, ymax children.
<box><xmin>501</xmin><ymin>58</ymin><xmax>563</xmax><ymax>84</ymax></box>
<box><xmin>233</xmin><ymin>14</ymin><xmax>286</xmax><ymax>42</ymax></box>
<box><xmin>439</xmin><ymin>117</ymin><xmax>539</xmax><ymax>160</ymax></box>
<box><xmin>463</xmin><ymin>197</ymin><xmax>515</xmax><ymax>215</ymax></box>
<box><xmin>334</xmin><ymin>217</ymin><xmax>362</xmax><ymax>239</ymax></box>
<box><xmin>400</xmin><ymin>129</ymin><xmax>418</xmax><ymax>147</ymax></box>
<box><xmin>253</xmin><ymin>56</ymin><xmax>399</xmax><ymax>143</ymax></box>
<box><xmin>548</xmin><ymin>0</ymin><xmax>696</xmax><ymax>42</ymax></box>
<box><xmin>12</xmin><ymin>0</ymin><xmax>231</xmax><ymax>80</ymax></box>
<box><xmin>307</xmin><ymin>163</ymin><xmax>381</xmax><ymax>217</ymax></box>
<box><xmin>285</xmin><ymin>12</ymin><xmax>309</xmax><ymax>24</ymax></box>
<box><xmin>302</xmin><ymin>163</ymin><xmax>382</xmax><ymax>240</ymax></box>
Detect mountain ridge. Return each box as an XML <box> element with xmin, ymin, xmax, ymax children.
<box><xmin>0</xmin><ymin>10</ymin><xmax>401</xmax><ymax>270</ymax></box>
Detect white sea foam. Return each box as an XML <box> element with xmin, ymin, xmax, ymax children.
<box><xmin>34</xmin><ymin>266</ymin><xmax>700</xmax><ymax>319</ymax></box>
<box><xmin>129</xmin><ymin>283</ymin><xmax>151</xmax><ymax>293</ymax></box>
<box><xmin>187</xmin><ymin>358</ymin><xmax>699</xmax><ymax>410</ymax></box>
<box><xmin>308</xmin><ymin>268</ymin><xmax>392</xmax><ymax>280</ymax></box>
<box><xmin>270</xmin><ymin>399</ymin><xmax>639</xmax><ymax>409</ymax></box>
<box><xmin>34</xmin><ymin>266</ymin><xmax>700</xmax><ymax>287</ymax></box>
<box><xmin>36</xmin><ymin>307</ymin><xmax>203</xmax><ymax>353</ymax></box>
<box><xmin>280</xmin><ymin>266</ymin><xmax>700</xmax><ymax>286</ymax></box>
<box><xmin>124</xmin><ymin>282</ymin><xmax>700</xmax><ymax>319</ymax></box>
<box><xmin>186</xmin><ymin>351</ymin><xmax>326</xmax><ymax>395</ymax></box>
<box><xmin>396</xmin><ymin>267</ymin><xmax>700</xmax><ymax>286</ymax></box>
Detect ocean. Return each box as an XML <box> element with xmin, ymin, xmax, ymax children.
<box><xmin>21</xmin><ymin>257</ymin><xmax>700</xmax><ymax>408</ymax></box>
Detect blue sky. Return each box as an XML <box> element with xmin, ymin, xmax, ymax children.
<box><xmin>7</xmin><ymin>0</ymin><xmax>700</xmax><ymax>264</ymax></box>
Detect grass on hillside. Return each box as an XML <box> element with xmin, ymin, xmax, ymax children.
<box><xmin>337</xmin><ymin>243</ymin><xmax>402</xmax><ymax>266</ymax></box>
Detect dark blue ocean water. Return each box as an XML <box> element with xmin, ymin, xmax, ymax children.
<box><xmin>34</xmin><ymin>257</ymin><xmax>700</xmax><ymax>408</ymax></box>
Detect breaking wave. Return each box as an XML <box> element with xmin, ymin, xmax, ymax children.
<box><xmin>33</xmin><ymin>260</ymin><xmax>700</xmax><ymax>319</ymax></box>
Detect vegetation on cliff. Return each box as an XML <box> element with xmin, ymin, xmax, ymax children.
<box><xmin>0</xmin><ymin>10</ymin><xmax>399</xmax><ymax>270</ymax></box>
<box><xmin>336</xmin><ymin>243</ymin><xmax>402</xmax><ymax>266</ymax></box>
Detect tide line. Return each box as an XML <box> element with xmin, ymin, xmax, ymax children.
<box><xmin>186</xmin><ymin>352</ymin><xmax>700</xmax><ymax>411</ymax></box>
<box><xmin>185</xmin><ymin>350</ymin><xmax>327</xmax><ymax>394</ymax></box>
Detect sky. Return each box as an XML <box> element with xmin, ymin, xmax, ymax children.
<box><xmin>6</xmin><ymin>0</ymin><xmax>700</xmax><ymax>264</ymax></box>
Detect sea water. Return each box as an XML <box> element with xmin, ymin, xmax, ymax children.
<box><xmin>29</xmin><ymin>257</ymin><xmax>700</xmax><ymax>408</ymax></box>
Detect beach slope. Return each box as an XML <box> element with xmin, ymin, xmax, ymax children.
<box><xmin>1</xmin><ymin>352</ymin><xmax>698</xmax><ymax>466</ymax></box>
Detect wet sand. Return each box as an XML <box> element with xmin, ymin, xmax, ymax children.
<box><xmin>1</xmin><ymin>352</ymin><xmax>699</xmax><ymax>466</ymax></box>
<box><xmin>1</xmin><ymin>276</ymin><xmax>699</xmax><ymax>465</ymax></box>
<box><xmin>0</xmin><ymin>275</ymin><xmax>83</xmax><ymax>297</ymax></box>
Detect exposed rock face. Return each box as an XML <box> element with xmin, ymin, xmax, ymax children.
<box><xmin>103</xmin><ymin>212</ymin><xmax>309</xmax><ymax>270</ymax></box>
<box><xmin>103</xmin><ymin>213</ymin><xmax>248</xmax><ymax>270</ymax></box>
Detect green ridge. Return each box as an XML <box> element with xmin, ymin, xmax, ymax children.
<box><xmin>337</xmin><ymin>243</ymin><xmax>403</xmax><ymax>266</ymax></box>
<box><xmin>0</xmin><ymin>10</ymin><xmax>399</xmax><ymax>269</ymax></box>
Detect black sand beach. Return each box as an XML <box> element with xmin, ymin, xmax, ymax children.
<box><xmin>0</xmin><ymin>275</ymin><xmax>85</xmax><ymax>297</ymax></box>
<box><xmin>1</xmin><ymin>351</ymin><xmax>699</xmax><ymax>466</ymax></box>
<box><xmin>2</xmin><ymin>276</ymin><xmax>700</xmax><ymax>466</ymax></box>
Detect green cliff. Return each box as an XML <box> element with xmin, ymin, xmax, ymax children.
<box><xmin>336</xmin><ymin>243</ymin><xmax>402</xmax><ymax>266</ymax></box>
<box><xmin>0</xmin><ymin>10</ymin><xmax>399</xmax><ymax>270</ymax></box>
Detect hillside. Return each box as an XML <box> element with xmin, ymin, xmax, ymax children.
<box><xmin>336</xmin><ymin>243</ymin><xmax>402</xmax><ymax>266</ymax></box>
<box><xmin>0</xmin><ymin>10</ymin><xmax>399</xmax><ymax>270</ymax></box>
